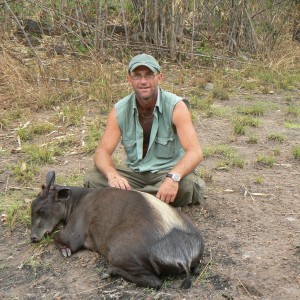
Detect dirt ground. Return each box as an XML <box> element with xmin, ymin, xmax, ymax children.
<box><xmin>0</xmin><ymin>85</ymin><xmax>299</xmax><ymax>299</ymax></box>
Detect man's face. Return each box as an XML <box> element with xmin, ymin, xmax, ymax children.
<box><xmin>127</xmin><ymin>66</ymin><xmax>163</xmax><ymax>101</ymax></box>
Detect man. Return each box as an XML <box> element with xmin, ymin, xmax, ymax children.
<box><xmin>84</xmin><ymin>53</ymin><xmax>205</xmax><ymax>207</ymax></box>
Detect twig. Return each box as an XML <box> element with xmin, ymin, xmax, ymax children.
<box><xmin>237</xmin><ymin>278</ymin><xmax>252</xmax><ymax>297</ymax></box>
<box><xmin>5</xmin><ymin>173</ymin><xmax>10</xmax><ymax>192</ymax></box>
<box><xmin>242</xmin><ymin>184</ymin><xmax>275</xmax><ymax>200</ymax></box>
<box><xmin>195</xmin><ymin>247</ymin><xmax>213</xmax><ymax>284</ymax></box>
<box><xmin>7</xmin><ymin>186</ymin><xmax>39</xmax><ymax>191</ymax></box>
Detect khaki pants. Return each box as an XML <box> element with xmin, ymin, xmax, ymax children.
<box><xmin>84</xmin><ymin>166</ymin><xmax>205</xmax><ymax>207</ymax></box>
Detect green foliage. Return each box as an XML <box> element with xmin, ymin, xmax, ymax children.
<box><xmin>22</xmin><ymin>256</ymin><xmax>47</xmax><ymax>278</ymax></box>
<box><xmin>256</xmin><ymin>154</ymin><xmax>275</xmax><ymax>166</ymax></box>
<box><xmin>196</xmin><ymin>42</ymin><xmax>213</xmax><ymax>65</ymax></box>
<box><xmin>204</xmin><ymin>144</ymin><xmax>245</xmax><ymax>169</ymax></box>
<box><xmin>190</xmin><ymin>95</ymin><xmax>213</xmax><ymax>111</ymax></box>
<box><xmin>58</xmin><ymin>104</ymin><xmax>85</xmax><ymax>126</ymax></box>
<box><xmin>11</xmin><ymin>161</ymin><xmax>39</xmax><ymax>183</ymax></box>
<box><xmin>17</xmin><ymin>123</ymin><xmax>55</xmax><ymax>141</ymax></box>
<box><xmin>56</xmin><ymin>173</ymin><xmax>83</xmax><ymax>186</ymax></box>
<box><xmin>292</xmin><ymin>146</ymin><xmax>300</xmax><ymax>160</ymax></box>
<box><xmin>23</xmin><ymin>144</ymin><xmax>62</xmax><ymax>164</ymax></box>
<box><xmin>272</xmin><ymin>146</ymin><xmax>281</xmax><ymax>156</ymax></box>
<box><xmin>284</xmin><ymin>120</ymin><xmax>300</xmax><ymax>129</ymax></box>
<box><xmin>254</xmin><ymin>176</ymin><xmax>264</xmax><ymax>184</ymax></box>
<box><xmin>84</xmin><ymin>120</ymin><xmax>104</xmax><ymax>153</ymax></box>
<box><xmin>233</xmin><ymin>122</ymin><xmax>246</xmax><ymax>135</ymax></box>
<box><xmin>268</xmin><ymin>133</ymin><xmax>286</xmax><ymax>143</ymax></box>
<box><xmin>0</xmin><ymin>190</ymin><xmax>31</xmax><ymax>227</ymax></box>
<box><xmin>197</xmin><ymin>169</ymin><xmax>213</xmax><ymax>183</ymax></box>
<box><xmin>247</xmin><ymin>135</ymin><xmax>258</xmax><ymax>144</ymax></box>
<box><xmin>237</xmin><ymin>101</ymin><xmax>267</xmax><ymax>116</ymax></box>
<box><xmin>286</xmin><ymin>105</ymin><xmax>300</xmax><ymax>117</ymax></box>
<box><xmin>212</xmin><ymin>87</ymin><xmax>229</xmax><ymax>100</ymax></box>
<box><xmin>232</xmin><ymin>115</ymin><xmax>260</xmax><ymax>135</ymax></box>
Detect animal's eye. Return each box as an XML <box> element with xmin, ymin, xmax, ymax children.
<box><xmin>39</xmin><ymin>208</ymin><xmax>46</xmax><ymax>216</ymax></box>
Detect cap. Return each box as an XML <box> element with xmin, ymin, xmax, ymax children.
<box><xmin>128</xmin><ymin>53</ymin><xmax>161</xmax><ymax>73</ymax></box>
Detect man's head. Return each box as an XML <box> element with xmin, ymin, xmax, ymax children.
<box><xmin>128</xmin><ymin>53</ymin><xmax>161</xmax><ymax>73</ymax></box>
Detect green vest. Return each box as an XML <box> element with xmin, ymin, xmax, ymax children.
<box><xmin>115</xmin><ymin>88</ymin><xmax>188</xmax><ymax>173</ymax></box>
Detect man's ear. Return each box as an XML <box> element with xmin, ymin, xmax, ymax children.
<box><xmin>127</xmin><ymin>73</ymin><xmax>132</xmax><ymax>84</ymax></box>
<box><xmin>157</xmin><ymin>72</ymin><xmax>163</xmax><ymax>83</ymax></box>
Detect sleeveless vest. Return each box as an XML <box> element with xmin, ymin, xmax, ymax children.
<box><xmin>115</xmin><ymin>88</ymin><xmax>188</xmax><ymax>173</ymax></box>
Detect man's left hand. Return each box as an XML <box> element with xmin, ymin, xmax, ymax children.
<box><xmin>156</xmin><ymin>178</ymin><xmax>179</xmax><ymax>204</ymax></box>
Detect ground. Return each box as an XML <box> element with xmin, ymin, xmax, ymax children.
<box><xmin>0</xmin><ymin>78</ymin><xmax>299</xmax><ymax>299</ymax></box>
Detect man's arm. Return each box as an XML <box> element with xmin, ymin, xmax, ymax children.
<box><xmin>156</xmin><ymin>100</ymin><xmax>203</xmax><ymax>203</ymax></box>
<box><xmin>93</xmin><ymin>108</ymin><xmax>131</xmax><ymax>190</ymax></box>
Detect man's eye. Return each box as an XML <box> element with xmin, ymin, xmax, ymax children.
<box><xmin>131</xmin><ymin>75</ymin><xmax>141</xmax><ymax>80</ymax></box>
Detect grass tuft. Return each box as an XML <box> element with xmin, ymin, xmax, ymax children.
<box><xmin>292</xmin><ymin>146</ymin><xmax>300</xmax><ymax>160</ymax></box>
<box><xmin>256</xmin><ymin>154</ymin><xmax>275</xmax><ymax>167</ymax></box>
<box><xmin>267</xmin><ymin>133</ymin><xmax>286</xmax><ymax>143</ymax></box>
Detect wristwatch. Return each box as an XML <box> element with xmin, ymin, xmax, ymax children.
<box><xmin>166</xmin><ymin>173</ymin><xmax>181</xmax><ymax>182</ymax></box>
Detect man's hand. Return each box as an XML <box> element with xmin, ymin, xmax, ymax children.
<box><xmin>156</xmin><ymin>178</ymin><xmax>179</xmax><ymax>204</ymax></box>
<box><xmin>107</xmin><ymin>172</ymin><xmax>131</xmax><ymax>190</ymax></box>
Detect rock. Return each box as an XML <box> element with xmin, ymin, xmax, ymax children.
<box><xmin>205</xmin><ymin>82</ymin><xmax>214</xmax><ymax>91</ymax></box>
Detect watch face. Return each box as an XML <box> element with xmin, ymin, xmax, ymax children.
<box><xmin>173</xmin><ymin>174</ymin><xmax>180</xmax><ymax>182</ymax></box>
<box><xmin>166</xmin><ymin>173</ymin><xmax>180</xmax><ymax>182</ymax></box>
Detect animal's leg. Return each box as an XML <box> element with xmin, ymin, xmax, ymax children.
<box><xmin>191</xmin><ymin>264</ymin><xmax>200</xmax><ymax>275</ymax></box>
<box><xmin>55</xmin><ymin>218</ymin><xmax>86</xmax><ymax>254</ymax></box>
<box><xmin>103</xmin><ymin>266</ymin><xmax>162</xmax><ymax>289</ymax></box>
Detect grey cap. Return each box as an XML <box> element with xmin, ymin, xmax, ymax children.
<box><xmin>128</xmin><ymin>53</ymin><xmax>161</xmax><ymax>73</ymax></box>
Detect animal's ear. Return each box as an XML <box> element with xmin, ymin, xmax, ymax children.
<box><xmin>56</xmin><ymin>187</ymin><xmax>71</xmax><ymax>202</ymax></box>
<box><xmin>45</xmin><ymin>171</ymin><xmax>56</xmax><ymax>191</ymax></box>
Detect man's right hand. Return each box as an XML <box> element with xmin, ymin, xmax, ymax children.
<box><xmin>107</xmin><ymin>172</ymin><xmax>131</xmax><ymax>190</ymax></box>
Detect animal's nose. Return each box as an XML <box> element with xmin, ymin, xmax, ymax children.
<box><xmin>31</xmin><ymin>236</ymin><xmax>39</xmax><ymax>243</ymax></box>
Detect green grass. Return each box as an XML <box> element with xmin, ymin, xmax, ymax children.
<box><xmin>207</xmin><ymin>105</ymin><xmax>233</xmax><ymax>117</ymax></box>
<box><xmin>293</xmin><ymin>146</ymin><xmax>300</xmax><ymax>160</ymax></box>
<box><xmin>267</xmin><ymin>133</ymin><xmax>286</xmax><ymax>143</ymax></box>
<box><xmin>237</xmin><ymin>101</ymin><xmax>267</xmax><ymax>116</ymax></box>
<box><xmin>197</xmin><ymin>169</ymin><xmax>213</xmax><ymax>183</ymax></box>
<box><xmin>212</xmin><ymin>87</ymin><xmax>229</xmax><ymax>100</ymax></box>
<box><xmin>56</xmin><ymin>174</ymin><xmax>84</xmax><ymax>186</ymax></box>
<box><xmin>58</xmin><ymin>104</ymin><xmax>85</xmax><ymax>125</ymax></box>
<box><xmin>247</xmin><ymin>135</ymin><xmax>258</xmax><ymax>144</ymax></box>
<box><xmin>190</xmin><ymin>95</ymin><xmax>213</xmax><ymax>111</ymax></box>
<box><xmin>23</xmin><ymin>144</ymin><xmax>62</xmax><ymax>164</ymax></box>
<box><xmin>21</xmin><ymin>256</ymin><xmax>48</xmax><ymax>278</ymax></box>
<box><xmin>254</xmin><ymin>176</ymin><xmax>264</xmax><ymax>184</ymax></box>
<box><xmin>272</xmin><ymin>146</ymin><xmax>281</xmax><ymax>156</ymax></box>
<box><xmin>0</xmin><ymin>190</ymin><xmax>31</xmax><ymax>227</ymax></box>
<box><xmin>232</xmin><ymin>115</ymin><xmax>260</xmax><ymax>135</ymax></box>
<box><xmin>203</xmin><ymin>144</ymin><xmax>245</xmax><ymax>168</ymax></box>
<box><xmin>84</xmin><ymin>119</ymin><xmax>104</xmax><ymax>153</ymax></box>
<box><xmin>11</xmin><ymin>160</ymin><xmax>39</xmax><ymax>183</ymax></box>
<box><xmin>286</xmin><ymin>105</ymin><xmax>300</xmax><ymax>117</ymax></box>
<box><xmin>284</xmin><ymin>120</ymin><xmax>300</xmax><ymax>129</ymax></box>
<box><xmin>17</xmin><ymin>122</ymin><xmax>55</xmax><ymax>141</ymax></box>
<box><xmin>256</xmin><ymin>154</ymin><xmax>276</xmax><ymax>167</ymax></box>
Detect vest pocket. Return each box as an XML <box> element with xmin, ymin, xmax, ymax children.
<box><xmin>122</xmin><ymin>139</ymin><xmax>137</xmax><ymax>161</ymax></box>
<box><xmin>155</xmin><ymin>136</ymin><xmax>175</xmax><ymax>158</ymax></box>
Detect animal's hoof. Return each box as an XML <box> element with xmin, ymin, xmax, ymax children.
<box><xmin>60</xmin><ymin>246</ymin><xmax>72</xmax><ymax>257</ymax></box>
